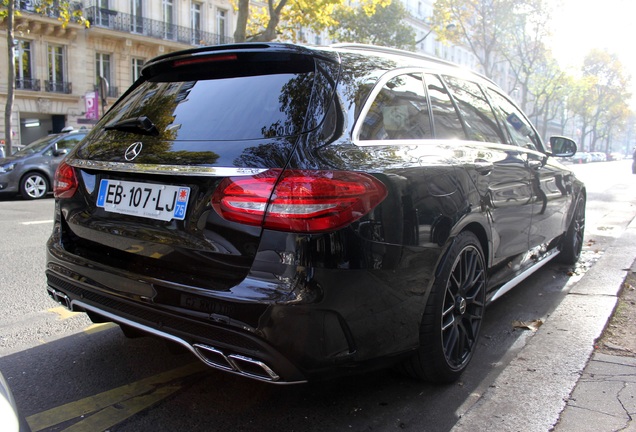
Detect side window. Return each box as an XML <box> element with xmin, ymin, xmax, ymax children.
<box><xmin>443</xmin><ymin>76</ymin><xmax>504</xmax><ymax>143</ymax></box>
<box><xmin>359</xmin><ymin>73</ymin><xmax>431</xmax><ymax>141</ymax></box>
<box><xmin>424</xmin><ymin>74</ymin><xmax>465</xmax><ymax>139</ymax></box>
<box><xmin>56</xmin><ymin>134</ymin><xmax>86</xmax><ymax>151</ymax></box>
<box><xmin>486</xmin><ymin>89</ymin><xmax>540</xmax><ymax>150</ymax></box>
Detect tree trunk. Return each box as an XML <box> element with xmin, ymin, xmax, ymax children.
<box><xmin>4</xmin><ymin>0</ymin><xmax>16</xmax><ymax>156</ymax></box>
<box><xmin>233</xmin><ymin>0</ymin><xmax>250</xmax><ymax>43</ymax></box>
<box><xmin>254</xmin><ymin>0</ymin><xmax>287</xmax><ymax>42</ymax></box>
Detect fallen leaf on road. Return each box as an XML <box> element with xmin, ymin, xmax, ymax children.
<box><xmin>512</xmin><ymin>319</ymin><xmax>544</xmax><ymax>331</ymax></box>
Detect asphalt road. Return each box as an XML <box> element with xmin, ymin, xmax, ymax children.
<box><xmin>0</xmin><ymin>159</ymin><xmax>634</xmax><ymax>432</ymax></box>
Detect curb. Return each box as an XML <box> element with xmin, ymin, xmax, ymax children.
<box><xmin>451</xmin><ymin>215</ymin><xmax>636</xmax><ymax>432</ymax></box>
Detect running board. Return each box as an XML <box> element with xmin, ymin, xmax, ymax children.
<box><xmin>489</xmin><ymin>249</ymin><xmax>560</xmax><ymax>302</ymax></box>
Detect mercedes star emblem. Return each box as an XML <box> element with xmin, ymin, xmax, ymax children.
<box><xmin>125</xmin><ymin>142</ymin><xmax>143</xmax><ymax>161</ymax></box>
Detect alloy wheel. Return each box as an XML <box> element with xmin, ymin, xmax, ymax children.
<box><xmin>23</xmin><ymin>174</ymin><xmax>48</xmax><ymax>199</ymax></box>
<box><xmin>441</xmin><ymin>244</ymin><xmax>486</xmax><ymax>370</ymax></box>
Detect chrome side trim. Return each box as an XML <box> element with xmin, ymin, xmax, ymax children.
<box><xmin>68</xmin><ymin>300</ymin><xmax>306</xmax><ymax>384</ymax></box>
<box><xmin>67</xmin><ymin>159</ymin><xmax>268</xmax><ymax>177</ymax></box>
<box><xmin>489</xmin><ymin>249</ymin><xmax>559</xmax><ymax>302</ymax></box>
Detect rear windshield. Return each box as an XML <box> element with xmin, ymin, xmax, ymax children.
<box><xmin>101</xmin><ymin>54</ymin><xmax>334</xmax><ymax>141</ymax></box>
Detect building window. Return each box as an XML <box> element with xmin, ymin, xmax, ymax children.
<box><xmin>217</xmin><ymin>9</ymin><xmax>227</xmax><ymax>43</ymax></box>
<box><xmin>47</xmin><ymin>45</ymin><xmax>68</xmax><ymax>93</ymax></box>
<box><xmin>96</xmin><ymin>52</ymin><xmax>113</xmax><ymax>97</ymax></box>
<box><xmin>96</xmin><ymin>0</ymin><xmax>111</xmax><ymax>27</ymax></box>
<box><xmin>163</xmin><ymin>0</ymin><xmax>174</xmax><ymax>39</ymax></box>
<box><xmin>15</xmin><ymin>40</ymin><xmax>37</xmax><ymax>90</ymax></box>
<box><xmin>132</xmin><ymin>58</ymin><xmax>144</xmax><ymax>82</ymax></box>
<box><xmin>191</xmin><ymin>2</ymin><xmax>202</xmax><ymax>45</ymax></box>
<box><xmin>130</xmin><ymin>0</ymin><xmax>143</xmax><ymax>33</ymax></box>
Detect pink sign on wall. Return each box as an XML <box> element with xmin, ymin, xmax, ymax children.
<box><xmin>85</xmin><ymin>91</ymin><xmax>99</xmax><ymax>120</ymax></box>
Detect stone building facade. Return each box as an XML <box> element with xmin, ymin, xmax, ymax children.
<box><xmin>1</xmin><ymin>0</ymin><xmax>236</xmax><ymax>147</ymax></box>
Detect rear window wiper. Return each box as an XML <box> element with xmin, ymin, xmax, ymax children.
<box><xmin>104</xmin><ymin>116</ymin><xmax>159</xmax><ymax>136</ymax></box>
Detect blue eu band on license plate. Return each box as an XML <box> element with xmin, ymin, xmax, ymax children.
<box><xmin>96</xmin><ymin>179</ymin><xmax>190</xmax><ymax>221</ymax></box>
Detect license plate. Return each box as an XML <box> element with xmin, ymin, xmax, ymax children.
<box><xmin>96</xmin><ymin>179</ymin><xmax>190</xmax><ymax>221</ymax></box>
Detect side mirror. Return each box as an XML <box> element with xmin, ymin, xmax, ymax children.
<box><xmin>53</xmin><ymin>148</ymin><xmax>69</xmax><ymax>157</ymax></box>
<box><xmin>549</xmin><ymin>136</ymin><xmax>577</xmax><ymax>158</ymax></box>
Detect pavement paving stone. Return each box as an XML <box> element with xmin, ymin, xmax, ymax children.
<box><xmin>556</xmin><ymin>405</ymin><xmax>628</xmax><ymax>432</ymax></box>
<box><xmin>568</xmin><ymin>373</ymin><xmax>629</xmax><ymax>416</ymax></box>
<box><xmin>557</xmin><ymin>352</ymin><xmax>636</xmax><ymax>432</ymax></box>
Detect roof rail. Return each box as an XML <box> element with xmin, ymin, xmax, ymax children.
<box><xmin>329</xmin><ymin>43</ymin><xmax>459</xmax><ymax>68</ymax></box>
<box><xmin>330</xmin><ymin>43</ymin><xmax>496</xmax><ymax>85</ymax></box>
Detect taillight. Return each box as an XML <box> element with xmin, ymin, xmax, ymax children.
<box><xmin>53</xmin><ymin>161</ymin><xmax>78</xmax><ymax>199</ymax></box>
<box><xmin>212</xmin><ymin>169</ymin><xmax>387</xmax><ymax>233</ymax></box>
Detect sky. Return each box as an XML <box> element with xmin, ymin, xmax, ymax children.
<box><xmin>549</xmin><ymin>0</ymin><xmax>636</xmax><ymax>95</ymax></box>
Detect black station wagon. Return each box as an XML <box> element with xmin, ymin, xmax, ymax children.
<box><xmin>46</xmin><ymin>43</ymin><xmax>585</xmax><ymax>384</ymax></box>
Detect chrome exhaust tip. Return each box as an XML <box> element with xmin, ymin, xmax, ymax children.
<box><xmin>227</xmin><ymin>354</ymin><xmax>280</xmax><ymax>382</ymax></box>
<box><xmin>192</xmin><ymin>344</ymin><xmax>234</xmax><ymax>371</ymax></box>
<box><xmin>193</xmin><ymin>343</ymin><xmax>280</xmax><ymax>382</ymax></box>
<box><xmin>47</xmin><ymin>287</ymin><xmax>72</xmax><ymax>310</ymax></box>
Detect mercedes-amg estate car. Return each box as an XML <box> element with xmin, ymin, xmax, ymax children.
<box><xmin>45</xmin><ymin>43</ymin><xmax>585</xmax><ymax>384</ymax></box>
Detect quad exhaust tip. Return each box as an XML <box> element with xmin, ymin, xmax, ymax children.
<box><xmin>193</xmin><ymin>343</ymin><xmax>280</xmax><ymax>382</ymax></box>
<box><xmin>47</xmin><ymin>287</ymin><xmax>71</xmax><ymax>310</ymax></box>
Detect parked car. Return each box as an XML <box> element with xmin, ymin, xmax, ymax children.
<box><xmin>570</xmin><ymin>152</ymin><xmax>592</xmax><ymax>164</ymax></box>
<box><xmin>0</xmin><ymin>130</ymin><xmax>87</xmax><ymax>199</ymax></box>
<box><xmin>589</xmin><ymin>152</ymin><xmax>606</xmax><ymax>162</ymax></box>
<box><xmin>45</xmin><ymin>43</ymin><xmax>584</xmax><ymax>384</ymax></box>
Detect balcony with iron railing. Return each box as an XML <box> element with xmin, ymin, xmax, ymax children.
<box><xmin>84</xmin><ymin>6</ymin><xmax>234</xmax><ymax>46</ymax></box>
<box><xmin>15</xmin><ymin>78</ymin><xmax>41</xmax><ymax>91</ymax></box>
<box><xmin>45</xmin><ymin>81</ymin><xmax>72</xmax><ymax>94</ymax></box>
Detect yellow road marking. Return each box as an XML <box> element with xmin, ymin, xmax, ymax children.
<box><xmin>48</xmin><ymin>306</ymin><xmax>80</xmax><ymax>320</ymax></box>
<box><xmin>62</xmin><ymin>385</ymin><xmax>182</xmax><ymax>432</ymax></box>
<box><xmin>83</xmin><ymin>322</ymin><xmax>118</xmax><ymax>334</ymax></box>
<box><xmin>26</xmin><ymin>362</ymin><xmax>207</xmax><ymax>432</ymax></box>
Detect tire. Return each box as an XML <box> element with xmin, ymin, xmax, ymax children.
<box><xmin>401</xmin><ymin>231</ymin><xmax>486</xmax><ymax>383</ymax></box>
<box><xmin>556</xmin><ymin>194</ymin><xmax>586</xmax><ymax>265</ymax></box>
<box><xmin>20</xmin><ymin>172</ymin><xmax>49</xmax><ymax>199</ymax></box>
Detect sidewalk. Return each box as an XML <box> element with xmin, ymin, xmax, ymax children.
<box><xmin>451</xmin><ymin>217</ymin><xmax>636</xmax><ymax>432</ymax></box>
<box><xmin>556</xmin><ymin>353</ymin><xmax>636</xmax><ymax>431</ymax></box>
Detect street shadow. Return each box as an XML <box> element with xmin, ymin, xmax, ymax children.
<box><xmin>0</xmin><ymin>262</ymin><xmax>578</xmax><ymax>432</ymax></box>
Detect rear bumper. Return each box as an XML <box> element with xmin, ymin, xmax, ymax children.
<box><xmin>46</xmin><ymin>270</ymin><xmax>308</xmax><ymax>383</ymax></box>
<box><xmin>46</xmin><ymin>224</ymin><xmax>436</xmax><ymax>383</ymax></box>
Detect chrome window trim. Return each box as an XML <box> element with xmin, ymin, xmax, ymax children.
<box><xmin>352</xmin><ymin>67</ymin><xmax>427</xmax><ymax>147</ymax></box>
<box><xmin>67</xmin><ymin>158</ymin><xmax>268</xmax><ymax>177</ymax></box>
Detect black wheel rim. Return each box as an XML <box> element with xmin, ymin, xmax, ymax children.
<box><xmin>441</xmin><ymin>245</ymin><xmax>486</xmax><ymax>370</ymax></box>
<box><xmin>571</xmin><ymin>198</ymin><xmax>585</xmax><ymax>256</ymax></box>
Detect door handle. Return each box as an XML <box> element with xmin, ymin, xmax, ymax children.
<box><xmin>527</xmin><ymin>159</ymin><xmax>543</xmax><ymax>170</ymax></box>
